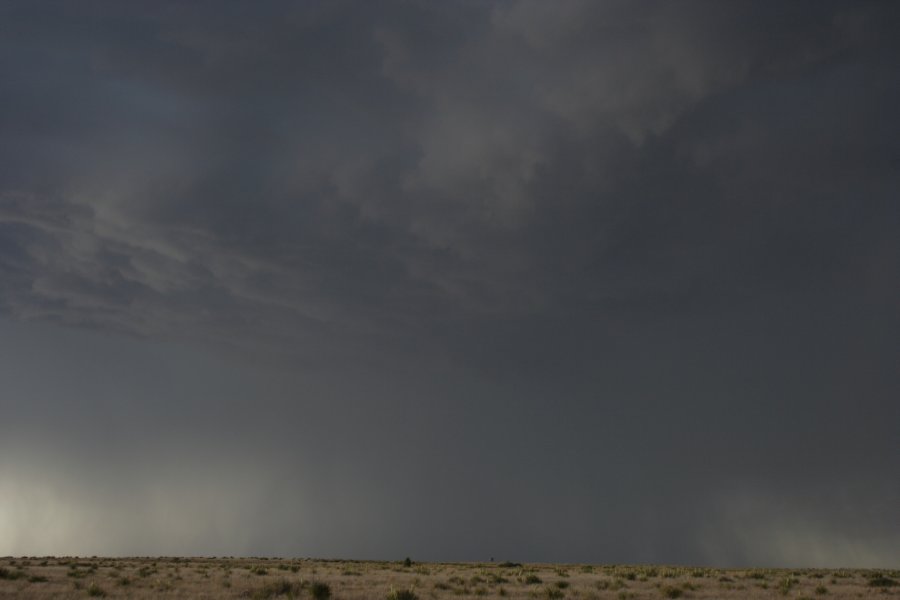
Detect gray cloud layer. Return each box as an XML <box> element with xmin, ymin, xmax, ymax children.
<box><xmin>1</xmin><ymin>1</ymin><xmax>898</xmax><ymax>566</ymax></box>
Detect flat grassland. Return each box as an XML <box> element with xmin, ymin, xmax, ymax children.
<box><xmin>0</xmin><ymin>557</ymin><xmax>897</xmax><ymax>599</ymax></box>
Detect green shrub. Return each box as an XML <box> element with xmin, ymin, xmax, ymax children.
<box><xmin>868</xmin><ymin>575</ymin><xmax>897</xmax><ymax>587</ymax></box>
<box><xmin>310</xmin><ymin>581</ymin><xmax>331</xmax><ymax>599</ymax></box>
<box><xmin>662</xmin><ymin>586</ymin><xmax>683</xmax><ymax>598</ymax></box>
<box><xmin>525</xmin><ymin>574</ymin><xmax>543</xmax><ymax>584</ymax></box>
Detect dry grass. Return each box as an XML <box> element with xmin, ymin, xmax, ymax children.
<box><xmin>0</xmin><ymin>557</ymin><xmax>896</xmax><ymax>599</ymax></box>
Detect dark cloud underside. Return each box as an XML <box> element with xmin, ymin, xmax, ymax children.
<box><xmin>1</xmin><ymin>0</ymin><xmax>898</xmax><ymax>566</ymax></box>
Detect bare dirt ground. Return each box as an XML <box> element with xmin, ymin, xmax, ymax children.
<box><xmin>0</xmin><ymin>557</ymin><xmax>896</xmax><ymax>599</ymax></box>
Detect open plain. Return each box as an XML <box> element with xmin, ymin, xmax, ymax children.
<box><xmin>0</xmin><ymin>558</ymin><xmax>896</xmax><ymax>600</ymax></box>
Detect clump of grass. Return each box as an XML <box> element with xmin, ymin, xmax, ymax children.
<box><xmin>832</xmin><ymin>571</ymin><xmax>851</xmax><ymax>579</ymax></box>
<box><xmin>660</xmin><ymin>569</ymin><xmax>680</xmax><ymax>579</ymax></box>
<box><xmin>137</xmin><ymin>566</ymin><xmax>155</xmax><ymax>578</ymax></box>
<box><xmin>525</xmin><ymin>574</ymin><xmax>543</xmax><ymax>584</ymax></box>
<box><xmin>498</xmin><ymin>562</ymin><xmax>522</xmax><ymax>568</ymax></box>
<box><xmin>555</xmin><ymin>580</ymin><xmax>570</xmax><ymax>589</ymax></box>
<box><xmin>387</xmin><ymin>589</ymin><xmax>418</xmax><ymax>600</ymax></box>
<box><xmin>29</xmin><ymin>575</ymin><xmax>49</xmax><ymax>583</ymax></box>
<box><xmin>661</xmin><ymin>586</ymin><xmax>683</xmax><ymax>598</ymax></box>
<box><xmin>250</xmin><ymin>565</ymin><xmax>269</xmax><ymax>576</ymax></box>
<box><xmin>310</xmin><ymin>581</ymin><xmax>332</xmax><ymax>599</ymax></box>
<box><xmin>778</xmin><ymin>576</ymin><xmax>799</xmax><ymax>595</ymax></box>
<box><xmin>87</xmin><ymin>582</ymin><xmax>107</xmax><ymax>597</ymax></box>
<box><xmin>815</xmin><ymin>585</ymin><xmax>828</xmax><ymax>594</ymax></box>
<box><xmin>252</xmin><ymin>579</ymin><xmax>304</xmax><ymax>599</ymax></box>
<box><xmin>0</xmin><ymin>567</ymin><xmax>23</xmax><ymax>580</ymax></box>
<box><xmin>544</xmin><ymin>587</ymin><xmax>565</xmax><ymax>599</ymax></box>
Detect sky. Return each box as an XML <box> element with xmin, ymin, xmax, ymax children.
<box><xmin>0</xmin><ymin>0</ymin><xmax>898</xmax><ymax>567</ymax></box>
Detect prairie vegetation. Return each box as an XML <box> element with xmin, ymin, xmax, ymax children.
<box><xmin>0</xmin><ymin>557</ymin><xmax>896</xmax><ymax>599</ymax></box>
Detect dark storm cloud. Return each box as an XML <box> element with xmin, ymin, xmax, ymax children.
<box><xmin>1</xmin><ymin>1</ymin><xmax>898</xmax><ymax>565</ymax></box>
